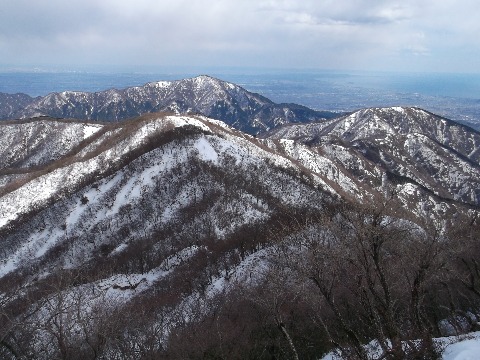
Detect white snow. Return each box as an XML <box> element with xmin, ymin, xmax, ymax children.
<box><xmin>164</xmin><ymin>115</ymin><xmax>212</xmax><ymax>133</ymax></box>
<box><xmin>321</xmin><ymin>332</ymin><xmax>480</xmax><ymax>360</ymax></box>
<box><xmin>82</xmin><ymin>124</ymin><xmax>103</xmax><ymax>139</ymax></box>
<box><xmin>391</xmin><ymin>106</ymin><xmax>406</xmax><ymax>113</ymax></box>
<box><xmin>111</xmin><ymin>243</ymin><xmax>128</xmax><ymax>255</ymax></box>
<box><xmin>153</xmin><ymin>81</ymin><xmax>171</xmax><ymax>89</ymax></box>
<box><xmin>0</xmin><ymin>227</ymin><xmax>64</xmax><ymax>277</ymax></box>
<box><xmin>99</xmin><ymin>245</ymin><xmax>200</xmax><ymax>298</ymax></box>
<box><xmin>441</xmin><ymin>333</ymin><xmax>480</xmax><ymax>360</ymax></box>
<box><xmin>194</xmin><ymin>136</ymin><xmax>218</xmax><ymax>163</ymax></box>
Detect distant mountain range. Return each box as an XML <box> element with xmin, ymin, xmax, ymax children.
<box><xmin>0</xmin><ymin>75</ymin><xmax>338</xmax><ymax>134</ymax></box>
<box><xmin>0</xmin><ymin>76</ymin><xmax>479</xmax><ymax>358</ymax></box>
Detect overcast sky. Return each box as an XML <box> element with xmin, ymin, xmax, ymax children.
<box><xmin>1</xmin><ymin>0</ymin><xmax>479</xmax><ymax>73</ymax></box>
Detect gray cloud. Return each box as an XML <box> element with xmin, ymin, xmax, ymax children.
<box><xmin>0</xmin><ymin>0</ymin><xmax>479</xmax><ymax>72</ymax></box>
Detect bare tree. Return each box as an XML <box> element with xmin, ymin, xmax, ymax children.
<box><xmin>272</xmin><ymin>200</ymin><xmax>446</xmax><ymax>359</ymax></box>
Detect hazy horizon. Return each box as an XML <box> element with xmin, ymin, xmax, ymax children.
<box><xmin>1</xmin><ymin>68</ymin><xmax>479</xmax><ymax>130</ymax></box>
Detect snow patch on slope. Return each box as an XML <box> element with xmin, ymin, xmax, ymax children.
<box><xmin>321</xmin><ymin>332</ymin><xmax>480</xmax><ymax>360</ymax></box>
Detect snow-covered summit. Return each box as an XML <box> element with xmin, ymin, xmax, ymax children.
<box><xmin>1</xmin><ymin>75</ymin><xmax>336</xmax><ymax>134</ymax></box>
<box><xmin>268</xmin><ymin>107</ymin><xmax>479</xmax><ymax>157</ymax></box>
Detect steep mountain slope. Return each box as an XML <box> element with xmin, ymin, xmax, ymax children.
<box><xmin>0</xmin><ymin>93</ymin><xmax>34</xmax><ymax>119</ymax></box>
<box><xmin>0</xmin><ymin>113</ymin><xmax>344</xmax><ymax>358</ymax></box>
<box><xmin>0</xmin><ymin>118</ymin><xmax>104</xmax><ymax>170</ymax></box>
<box><xmin>0</xmin><ymin>114</ymin><xmax>332</xmax><ymax>235</ymax></box>
<box><xmin>3</xmin><ymin>109</ymin><xmax>476</xmax><ymax>280</ymax></box>
<box><xmin>1</xmin><ymin>76</ymin><xmax>337</xmax><ymax>134</ymax></box>
<box><xmin>265</xmin><ymin>107</ymin><xmax>480</xmax><ymax>208</ymax></box>
<box><xmin>0</xmin><ymin>109</ymin><xmax>479</xmax><ymax>358</ymax></box>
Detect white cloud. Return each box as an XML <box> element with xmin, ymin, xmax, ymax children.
<box><xmin>0</xmin><ymin>0</ymin><xmax>478</xmax><ymax>72</ymax></box>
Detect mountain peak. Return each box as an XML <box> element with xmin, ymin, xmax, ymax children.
<box><xmin>264</xmin><ymin>105</ymin><xmax>480</xmax><ymax>207</ymax></box>
<box><xmin>192</xmin><ymin>74</ymin><xmax>220</xmax><ymax>82</ymax></box>
<box><xmin>342</xmin><ymin>106</ymin><xmax>479</xmax><ymax>142</ymax></box>
<box><xmin>1</xmin><ymin>76</ymin><xmax>337</xmax><ymax>134</ymax></box>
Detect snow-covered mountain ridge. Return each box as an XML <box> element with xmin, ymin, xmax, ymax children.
<box><xmin>268</xmin><ymin>107</ymin><xmax>479</xmax><ymax>159</ymax></box>
<box><xmin>0</xmin><ymin>108</ymin><xmax>479</xmax><ymax>358</ymax></box>
<box><xmin>0</xmin><ymin>118</ymin><xmax>104</xmax><ymax>171</ymax></box>
<box><xmin>265</xmin><ymin>106</ymin><xmax>480</xmax><ymax>207</ymax></box>
<box><xmin>0</xmin><ymin>113</ymin><xmax>327</xmax><ymax>234</ymax></box>
<box><xmin>0</xmin><ymin>75</ymin><xmax>338</xmax><ymax>134</ymax></box>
